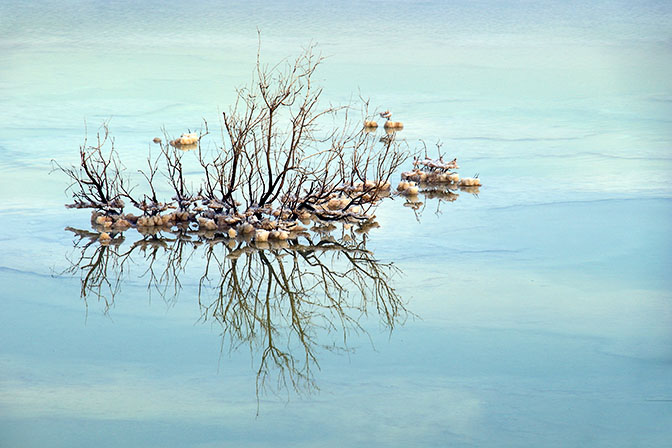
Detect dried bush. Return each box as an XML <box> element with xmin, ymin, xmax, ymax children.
<box><xmin>54</xmin><ymin>44</ymin><xmax>408</xmax><ymax>237</ymax></box>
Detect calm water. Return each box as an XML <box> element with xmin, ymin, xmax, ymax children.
<box><xmin>1</xmin><ymin>1</ymin><xmax>672</xmax><ymax>446</ymax></box>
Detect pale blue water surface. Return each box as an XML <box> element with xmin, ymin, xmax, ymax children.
<box><xmin>1</xmin><ymin>1</ymin><xmax>672</xmax><ymax>447</ymax></box>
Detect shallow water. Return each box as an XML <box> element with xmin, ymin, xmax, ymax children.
<box><xmin>1</xmin><ymin>1</ymin><xmax>672</xmax><ymax>446</ymax></box>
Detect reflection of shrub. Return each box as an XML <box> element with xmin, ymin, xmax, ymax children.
<box><xmin>64</xmin><ymin>223</ymin><xmax>407</xmax><ymax>400</ymax></box>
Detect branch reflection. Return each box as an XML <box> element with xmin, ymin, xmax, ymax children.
<box><xmin>403</xmin><ymin>183</ymin><xmax>481</xmax><ymax>220</ymax></box>
<box><xmin>64</xmin><ymin>221</ymin><xmax>408</xmax><ymax>399</ymax></box>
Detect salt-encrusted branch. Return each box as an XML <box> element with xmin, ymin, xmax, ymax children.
<box><xmin>412</xmin><ymin>155</ymin><xmax>459</xmax><ymax>172</ymax></box>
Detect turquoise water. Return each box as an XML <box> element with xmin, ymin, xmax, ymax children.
<box><xmin>1</xmin><ymin>1</ymin><xmax>672</xmax><ymax>446</ymax></box>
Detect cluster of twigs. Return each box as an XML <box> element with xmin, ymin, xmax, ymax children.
<box><xmin>395</xmin><ymin>143</ymin><xmax>482</xmax><ymax>218</ymax></box>
<box><xmin>399</xmin><ymin>143</ymin><xmax>481</xmax><ymax>190</ymax></box>
<box><xmin>63</xmin><ymin>222</ymin><xmax>406</xmax><ymax>402</ymax></box>
<box><xmin>413</xmin><ymin>155</ymin><xmax>459</xmax><ymax>172</ymax></box>
<box><xmin>401</xmin><ymin>143</ymin><xmax>469</xmax><ymax>185</ymax></box>
<box><xmin>53</xmin><ymin>44</ymin><xmax>407</xmax><ymax>243</ymax></box>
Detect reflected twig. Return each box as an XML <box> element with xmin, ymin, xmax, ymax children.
<box><xmin>63</xmin><ymin>221</ymin><xmax>408</xmax><ymax>404</ymax></box>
